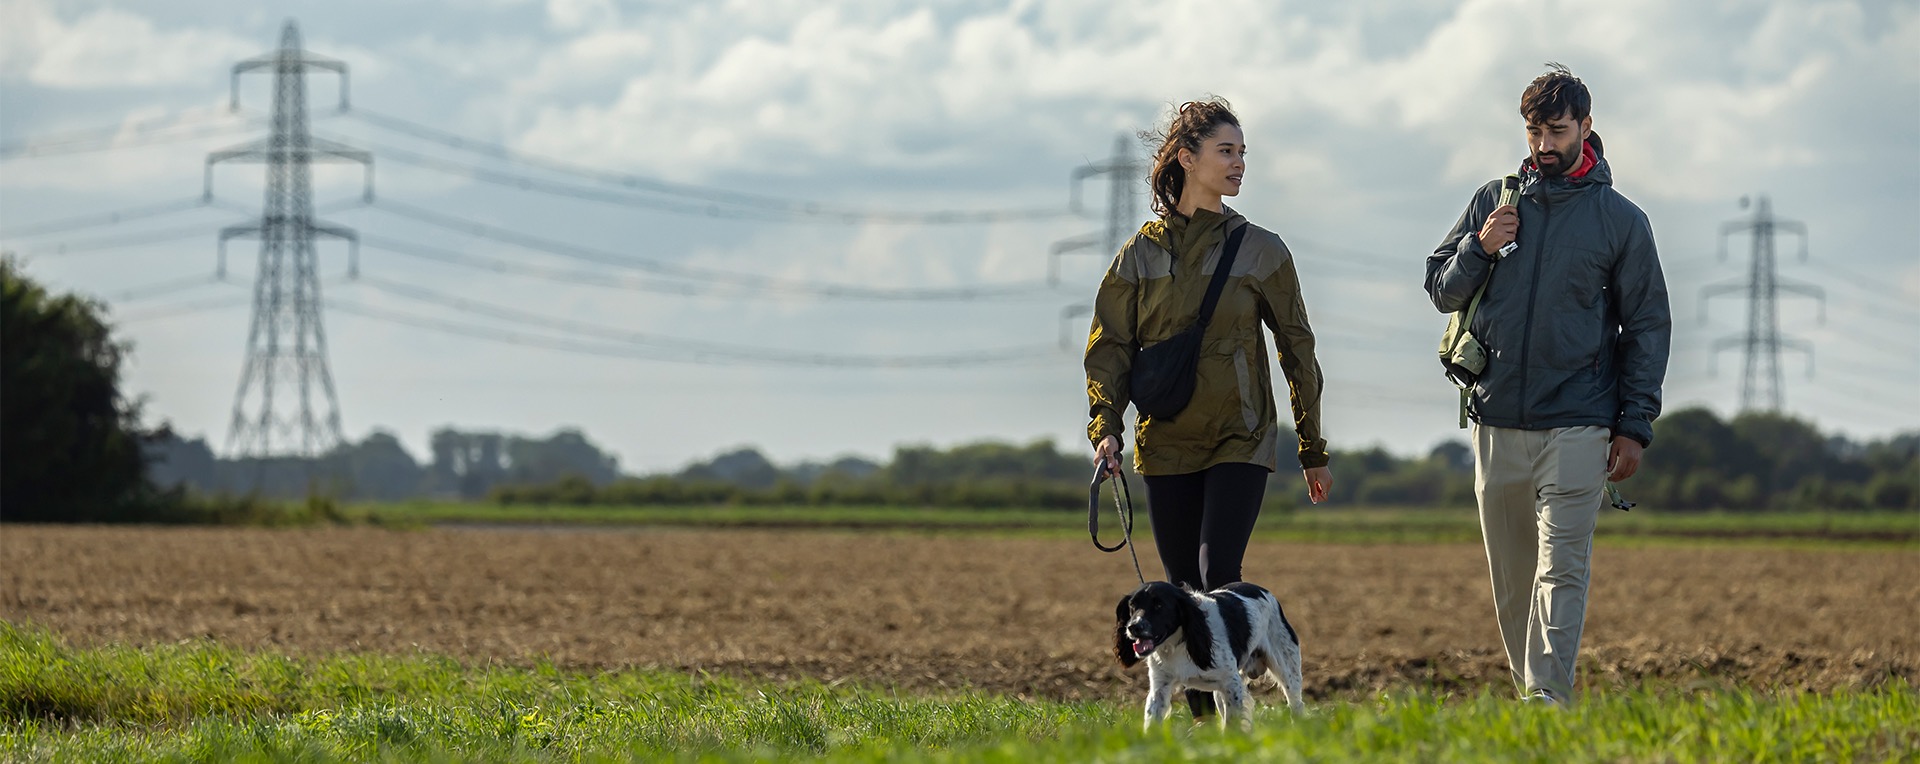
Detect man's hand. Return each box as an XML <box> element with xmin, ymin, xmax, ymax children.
<box><xmin>1607</xmin><ymin>436</ymin><xmax>1643</xmax><ymax>481</ymax></box>
<box><xmin>1303</xmin><ymin>466</ymin><xmax>1333</xmax><ymax>504</ymax></box>
<box><xmin>1477</xmin><ymin>205</ymin><xmax>1518</xmax><ymax>256</ymax></box>
<box><xmin>1095</xmin><ymin>435</ymin><xmax>1123</xmax><ymax>477</ymax></box>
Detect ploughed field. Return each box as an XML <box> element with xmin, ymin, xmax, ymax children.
<box><xmin>2</xmin><ymin>526</ymin><xmax>1913</xmax><ymax>701</ymax></box>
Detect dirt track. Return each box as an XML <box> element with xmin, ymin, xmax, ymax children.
<box><xmin>3</xmin><ymin>526</ymin><xmax>1915</xmax><ymax>701</ymax></box>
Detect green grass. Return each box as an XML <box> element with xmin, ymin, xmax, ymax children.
<box><xmin>3</xmin><ymin>624</ymin><xmax>1913</xmax><ymax>762</ymax></box>
<box><xmin>356</xmin><ymin>501</ymin><xmax>1919</xmax><ymax>548</ymax></box>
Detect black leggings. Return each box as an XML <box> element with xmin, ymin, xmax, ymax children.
<box><xmin>1142</xmin><ymin>461</ymin><xmax>1270</xmax><ymax>720</ymax></box>
<box><xmin>1143</xmin><ymin>461</ymin><xmax>1269</xmax><ymax>592</ymax></box>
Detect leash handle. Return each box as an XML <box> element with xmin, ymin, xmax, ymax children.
<box><xmin>1089</xmin><ymin>460</ymin><xmax>1147</xmax><ymax>583</ymax></box>
<box><xmin>1088</xmin><ymin>460</ymin><xmax>1129</xmax><ymax>551</ymax></box>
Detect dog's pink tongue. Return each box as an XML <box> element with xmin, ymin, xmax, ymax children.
<box><xmin>1132</xmin><ymin>639</ymin><xmax>1155</xmax><ymax>657</ymax></box>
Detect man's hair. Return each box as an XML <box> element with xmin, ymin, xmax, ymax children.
<box><xmin>1520</xmin><ymin>63</ymin><xmax>1590</xmax><ymax>124</ymax></box>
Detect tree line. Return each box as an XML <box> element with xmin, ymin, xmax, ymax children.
<box><xmin>4</xmin><ymin>258</ymin><xmax>1915</xmax><ymax>522</ymax></box>
<box><xmin>484</xmin><ymin>411</ymin><xmax>1918</xmax><ymax>512</ymax></box>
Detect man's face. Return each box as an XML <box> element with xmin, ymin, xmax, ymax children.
<box><xmin>1526</xmin><ymin>111</ymin><xmax>1593</xmax><ymax>177</ymax></box>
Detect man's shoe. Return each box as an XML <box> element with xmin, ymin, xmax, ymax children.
<box><xmin>1522</xmin><ymin>689</ymin><xmax>1562</xmax><ymax>708</ymax></box>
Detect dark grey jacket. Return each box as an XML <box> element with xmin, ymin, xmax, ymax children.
<box><xmin>1424</xmin><ymin>134</ymin><xmax>1671</xmax><ymax>446</ymax></box>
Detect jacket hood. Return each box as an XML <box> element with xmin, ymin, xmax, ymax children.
<box><xmin>1138</xmin><ymin>205</ymin><xmax>1249</xmax><ymax>256</ymax></box>
<box><xmin>1519</xmin><ymin>131</ymin><xmax>1612</xmax><ymax>201</ymax></box>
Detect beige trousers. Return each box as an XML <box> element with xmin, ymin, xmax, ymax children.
<box><xmin>1472</xmin><ymin>424</ymin><xmax>1609</xmax><ymax>701</ymax></box>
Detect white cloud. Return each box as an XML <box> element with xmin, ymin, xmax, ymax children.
<box><xmin>546</xmin><ymin>0</ymin><xmax>620</xmax><ymax>32</ymax></box>
<box><xmin>3</xmin><ymin>0</ymin><xmax>1915</xmax><ymax>461</ymax></box>
<box><xmin>498</xmin><ymin>0</ymin><xmax>1917</xmax><ymax>209</ymax></box>
<box><xmin>8</xmin><ymin>1</ymin><xmax>256</xmax><ymax>88</ymax></box>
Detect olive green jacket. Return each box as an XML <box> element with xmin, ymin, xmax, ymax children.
<box><xmin>1084</xmin><ymin>207</ymin><xmax>1330</xmax><ymax>475</ymax></box>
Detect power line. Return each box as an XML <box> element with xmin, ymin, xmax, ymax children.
<box><xmin>2</xmin><ymin>107</ymin><xmax>249</xmax><ymax>145</ymax></box>
<box><xmin>340</xmin><ymin>107</ymin><xmax>1075</xmax><ymax>225</ymax></box>
<box><xmin>336</xmin><ymin>133</ymin><xmax>1070</xmax><ymax>225</ymax></box>
<box><xmin>0</xmin><ymin>116</ymin><xmax>270</xmax><ymax>160</ymax></box>
<box><xmin>361</xmin><ymin>197</ymin><xmax>1056</xmax><ymax>301</ymax></box>
<box><xmin>1287</xmin><ymin>236</ymin><xmax>1414</xmax><ymax>275</ymax></box>
<box><xmin>1818</xmin><ymin>375</ymin><xmax>1920</xmax><ymax>412</ymax></box>
<box><xmin>113</xmin><ymin>294</ymin><xmax>253</xmax><ymax>323</ymax></box>
<box><xmin>110</xmin><ymin>274</ymin><xmax>229</xmax><ymax>302</ymax></box>
<box><xmin>5</xmin><ymin>222</ymin><xmax>222</xmax><ymax>257</ymax></box>
<box><xmin>1813</xmin><ymin>263</ymin><xmax>1920</xmax><ymax>322</ymax></box>
<box><xmin>0</xmin><ymin>197</ymin><xmax>214</xmax><ymax>238</ymax></box>
<box><xmin>359</xmin><ymin>235</ymin><xmax>778</xmax><ymax>299</ymax></box>
<box><xmin>1821</xmin><ymin>259</ymin><xmax>1919</xmax><ymax>304</ymax></box>
<box><xmin>1828</xmin><ymin>300</ymin><xmax>1920</xmax><ymax>329</ymax></box>
<box><xmin>349</xmin><ymin>274</ymin><xmax>1060</xmax><ymax>368</ymax></box>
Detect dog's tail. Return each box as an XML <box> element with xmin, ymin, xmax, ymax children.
<box><xmin>1265</xmin><ymin>592</ymin><xmax>1305</xmax><ymax>713</ymax></box>
<box><xmin>1272</xmin><ymin>594</ymin><xmax>1298</xmax><ymax>650</ymax></box>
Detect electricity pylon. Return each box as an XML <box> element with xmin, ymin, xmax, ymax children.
<box><xmin>204</xmin><ymin>20</ymin><xmax>372</xmax><ymax>458</ymax></box>
<box><xmin>1701</xmin><ymin>195</ymin><xmax>1824</xmax><ymax>412</ymax></box>
<box><xmin>1054</xmin><ymin>134</ymin><xmax>1147</xmax><ymax>348</ymax></box>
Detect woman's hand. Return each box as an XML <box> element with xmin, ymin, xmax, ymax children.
<box><xmin>1302</xmin><ymin>466</ymin><xmax>1332</xmax><ymax>504</ymax></box>
<box><xmin>1095</xmin><ymin>435</ymin><xmax>1123</xmax><ymax>477</ymax></box>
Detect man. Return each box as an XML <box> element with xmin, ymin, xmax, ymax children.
<box><xmin>1423</xmin><ymin>64</ymin><xmax>1671</xmax><ymax>705</ymax></box>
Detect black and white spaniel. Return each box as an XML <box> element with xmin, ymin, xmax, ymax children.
<box><xmin>1113</xmin><ymin>580</ymin><xmax>1304</xmax><ymax>728</ymax></box>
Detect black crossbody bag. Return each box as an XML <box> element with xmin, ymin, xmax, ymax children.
<box><xmin>1129</xmin><ymin>224</ymin><xmax>1248</xmax><ymax>419</ymax></box>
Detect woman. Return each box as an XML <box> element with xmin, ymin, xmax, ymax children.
<box><xmin>1083</xmin><ymin>98</ymin><xmax>1333</xmax><ymax>721</ymax></box>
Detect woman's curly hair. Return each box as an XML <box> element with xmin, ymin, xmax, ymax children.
<box><xmin>1141</xmin><ymin>97</ymin><xmax>1240</xmax><ymax>217</ymax></box>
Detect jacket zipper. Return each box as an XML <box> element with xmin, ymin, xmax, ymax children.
<box><xmin>1518</xmin><ymin>189</ymin><xmax>1551</xmax><ymax>428</ymax></box>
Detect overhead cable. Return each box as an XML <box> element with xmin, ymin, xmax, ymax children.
<box><xmin>0</xmin><ymin>116</ymin><xmax>269</xmax><ymax>160</ymax></box>
<box><xmin>362</xmin><ymin>197</ymin><xmax>1055</xmax><ymax>300</ymax></box>
<box><xmin>349</xmin><ymin>274</ymin><xmax>1060</xmax><ymax>368</ymax></box>
<box><xmin>341</xmin><ymin>107</ymin><xmax>1074</xmax><ymax>225</ymax></box>
<box><xmin>0</xmin><ymin>197</ymin><xmax>214</xmax><ymax>238</ymax></box>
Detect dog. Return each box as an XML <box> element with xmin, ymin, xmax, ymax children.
<box><xmin>1113</xmin><ymin>580</ymin><xmax>1304</xmax><ymax>729</ymax></box>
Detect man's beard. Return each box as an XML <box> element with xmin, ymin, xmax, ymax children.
<box><xmin>1533</xmin><ymin>143</ymin><xmax>1582</xmax><ymax>177</ymax></box>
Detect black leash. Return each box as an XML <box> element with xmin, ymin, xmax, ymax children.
<box><xmin>1089</xmin><ymin>459</ymin><xmax>1146</xmax><ymax>584</ymax></box>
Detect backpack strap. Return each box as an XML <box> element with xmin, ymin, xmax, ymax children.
<box><xmin>1456</xmin><ymin>260</ymin><xmax>1497</xmax><ymax>429</ymax></box>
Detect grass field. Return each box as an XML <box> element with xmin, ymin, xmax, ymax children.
<box><xmin>4</xmin><ymin>523</ymin><xmax>1914</xmax><ymax>761</ymax></box>
<box><xmin>357</xmin><ymin>501</ymin><xmax>1920</xmax><ymax>547</ymax></box>
<box><xmin>4</xmin><ymin>624</ymin><xmax>1913</xmax><ymax>763</ymax></box>
<box><xmin>6</xmin><ymin>526</ymin><xmax>1914</xmax><ymax>701</ymax></box>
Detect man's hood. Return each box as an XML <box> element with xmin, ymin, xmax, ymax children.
<box><xmin>1519</xmin><ymin>131</ymin><xmax>1612</xmax><ymax>200</ymax></box>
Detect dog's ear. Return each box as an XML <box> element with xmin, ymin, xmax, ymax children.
<box><xmin>1175</xmin><ymin>590</ymin><xmax>1216</xmax><ymax>671</ymax></box>
<box><xmin>1113</xmin><ymin>595</ymin><xmax>1139</xmax><ymax>668</ymax></box>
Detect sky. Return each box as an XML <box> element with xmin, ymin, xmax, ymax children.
<box><xmin>2</xmin><ymin>0</ymin><xmax>1917</xmax><ymax>477</ymax></box>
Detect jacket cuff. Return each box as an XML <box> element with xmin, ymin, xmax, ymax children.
<box><xmin>1088</xmin><ymin>407</ymin><xmax>1124</xmax><ymax>449</ymax></box>
<box><xmin>1298</xmin><ymin>448</ymin><xmax>1330</xmax><ymax>469</ymax></box>
<box><xmin>1614</xmin><ymin>419</ymin><xmax>1653</xmax><ymax>448</ymax></box>
<box><xmin>1462</xmin><ymin>232</ymin><xmax>1496</xmax><ymax>263</ymax></box>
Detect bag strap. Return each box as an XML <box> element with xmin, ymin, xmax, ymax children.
<box><xmin>1453</xmin><ymin>255</ymin><xmax>1499</xmax><ymax>429</ymax></box>
<box><xmin>1454</xmin><ymin>269</ymin><xmax>1496</xmax><ymax>429</ymax></box>
<box><xmin>1459</xmin><ymin>262</ymin><xmax>1495</xmax><ymax>340</ymax></box>
<box><xmin>1459</xmin><ymin>175</ymin><xmax>1521</xmax><ymax>348</ymax></box>
<box><xmin>1195</xmin><ymin>224</ymin><xmax>1249</xmax><ymax>328</ymax></box>
<box><xmin>1454</xmin><ymin>177</ymin><xmax>1521</xmax><ymax>428</ymax></box>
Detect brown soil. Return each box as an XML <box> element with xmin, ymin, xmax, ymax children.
<box><xmin>3</xmin><ymin>526</ymin><xmax>1914</xmax><ymax>701</ymax></box>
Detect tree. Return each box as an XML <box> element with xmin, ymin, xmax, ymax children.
<box><xmin>329</xmin><ymin>431</ymin><xmax>426</xmax><ymax>500</ymax></box>
<box><xmin>503</xmin><ymin>428</ymin><xmax>620</xmax><ymax>486</ymax></box>
<box><xmin>1</xmin><ymin>258</ymin><xmax>153</xmax><ymax>520</ymax></box>
<box><xmin>681</xmin><ymin>447</ymin><xmax>780</xmax><ymax>489</ymax></box>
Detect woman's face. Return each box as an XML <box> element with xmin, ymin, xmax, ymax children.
<box><xmin>1178</xmin><ymin>123</ymin><xmax>1246</xmax><ymax>200</ymax></box>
